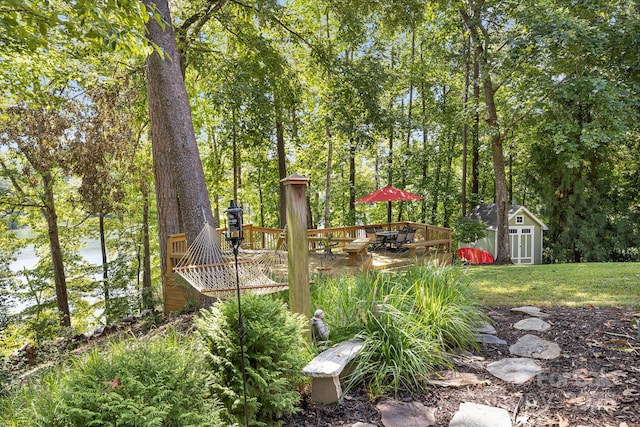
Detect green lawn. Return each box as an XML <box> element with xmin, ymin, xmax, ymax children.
<box><xmin>463</xmin><ymin>262</ymin><xmax>640</xmax><ymax>308</ymax></box>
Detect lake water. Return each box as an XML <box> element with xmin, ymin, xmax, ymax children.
<box><xmin>7</xmin><ymin>239</ymin><xmax>104</xmax><ymax>314</ymax></box>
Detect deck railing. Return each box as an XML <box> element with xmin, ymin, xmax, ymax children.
<box><xmin>168</xmin><ymin>221</ymin><xmax>451</xmax><ymax>256</ymax></box>
<box><xmin>234</xmin><ymin>222</ymin><xmax>451</xmax><ymax>252</ymax></box>
<box><xmin>164</xmin><ymin>222</ymin><xmax>451</xmax><ymax>315</ymax></box>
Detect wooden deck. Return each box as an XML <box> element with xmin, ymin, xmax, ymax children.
<box><xmin>163</xmin><ymin>221</ymin><xmax>452</xmax><ymax>315</ymax></box>
<box><xmin>307</xmin><ymin>244</ymin><xmax>452</xmax><ymax>277</ymax></box>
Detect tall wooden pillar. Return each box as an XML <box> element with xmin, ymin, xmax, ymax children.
<box><xmin>282</xmin><ymin>174</ymin><xmax>311</xmax><ymax>322</ymax></box>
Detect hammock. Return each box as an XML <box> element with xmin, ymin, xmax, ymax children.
<box><xmin>173</xmin><ymin>223</ymin><xmax>288</xmax><ymax>298</ymax></box>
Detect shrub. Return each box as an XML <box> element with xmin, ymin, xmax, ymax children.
<box><xmin>1</xmin><ymin>331</ymin><xmax>222</xmax><ymax>427</ymax></box>
<box><xmin>453</xmin><ymin>217</ymin><xmax>488</xmax><ymax>246</ymax></box>
<box><xmin>404</xmin><ymin>265</ymin><xmax>488</xmax><ymax>350</ymax></box>
<box><xmin>195</xmin><ymin>295</ymin><xmax>310</xmax><ymax>427</ymax></box>
<box><xmin>311</xmin><ymin>264</ymin><xmax>490</xmax><ymax>398</ymax></box>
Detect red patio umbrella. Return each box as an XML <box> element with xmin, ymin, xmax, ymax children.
<box><xmin>356</xmin><ymin>185</ymin><xmax>423</xmax><ymax>225</ymax></box>
<box><xmin>356</xmin><ymin>185</ymin><xmax>423</xmax><ymax>203</ymax></box>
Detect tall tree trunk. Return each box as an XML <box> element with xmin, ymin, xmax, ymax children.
<box><xmin>374</xmin><ymin>154</ymin><xmax>380</xmax><ymax>189</ymax></box>
<box><xmin>258</xmin><ymin>167</ymin><xmax>265</xmax><ymax>228</ymax></box>
<box><xmin>508</xmin><ymin>144</ymin><xmax>513</xmax><ymax>203</ymax></box>
<box><xmin>275</xmin><ymin>95</ymin><xmax>287</xmax><ymax>228</ymax></box>
<box><xmin>99</xmin><ymin>212</ymin><xmax>110</xmax><ymax>321</ymax></box>
<box><xmin>144</xmin><ymin>0</ymin><xmax>215</xmax><ymax>254</ymax></box>
<box><xmin>387</xmin><ymin>123</ymin><xmax>394</xmax><ymax>224</ymax></box>
<box><xmin>471</xmin><ymin>49</ymin><xmax>480</xmax><ymax>202</ymax></box>
<box><xmin>443</xmin><ymin>134</ymin><xmax>456</xmax><ymax>227</ymax></box>
<box><xmin>141</xmin><ymin>185</ymin><xmax>153</xmax><ymax>310</ymax></box>
<box><xmin>419</xmin><ymin>42</ymin><xmax>429</xmax><ymax>223</ymax></box>
<box><xmin>232</xmin><ymin>109</ymin><xmax>239</xmax><ymax>202</ymax></box>
<box><xmin>481</xmin><ymin>53</ymin><xmax>510</xmax><ymax>265</ymax></box>
<box><xmin>431</xmin><ymin>86</ymin><xmax>449</xmax><ymax>225</ymax></box>
<box><xmin>460</xmin><ymin>2</ymin><xmax>511</xmax><ymax>264</ymax></box>
<box><xmin>430</xmin><ymin>145</ymin><xmax>442</xmax><ymax>225</ymax></box>
<box><xmin>324</xmin><ymin>124</ymin><xmax>333</xmax><ymax>228</ymax></box>
<box><xmin>42</xmin><ymin>172</ymin><xmax>70</xmax><ymax>328</ymax></box>
<box><xmin>148</xmin><ymin>99</ymin><xmax>180</xmax><ymax>277</ymax></box>
<box><xmin>387</xmin><ymin>50</ymin><xmax>395</xmax><ymax>224</ymax></box>
<box><xmin>398</xmin><ymin>30</ymin><xmax>416</xmax><ymax>222</ymax></box>
<box><xmin>461</xmin><ymin>34</ymin><xmax>471</xmax><ymax>216</ymax></box>
<box><xmin>348</xmin><ymin>139</ymin><xmax>356</xmax><ymax>226</ymax></box>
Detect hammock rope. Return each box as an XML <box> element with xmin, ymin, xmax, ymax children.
<box><xmin>173</xmin><ymin>224</ymin><xmax>288</xmax><ymax>298</ymax></box>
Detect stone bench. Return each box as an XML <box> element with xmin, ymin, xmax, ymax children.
<box><xmin>343</xmin><ymin>238</ymin><xmax>370</xmax><ymax>266</ymax></box>
<box><xmin>402</xmin><ymin>239</ymin><xmax>450</xmax><ymax>257</ymax></box>
<box><xmin>302</xmin><ymin>338</ymin><xmax>364</xmax><ymax>403</ymax></box>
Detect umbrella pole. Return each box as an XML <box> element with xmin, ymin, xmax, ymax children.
<box><xmin>387</xmin><ymin>201</ymin><xmax>392</xmax><ymax>229</ymax></box>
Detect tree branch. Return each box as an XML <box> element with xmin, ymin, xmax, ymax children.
<box><xmin>178</xmin><ymin>0</ymin><xmax>228</xmax><ymax>41</ymax></box>
<box><xmin>229</xmin><ymin>0</ymin><xmax>313</xmax><ymax>49</ymax></box>
<box><xmin>502</xmin><ymin>77</ymin><xmax>567</xmax><ymax>136</ymax></box>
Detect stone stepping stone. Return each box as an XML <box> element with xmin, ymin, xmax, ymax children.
<box><xmin>474</xmin><ymin>322</ymin><xmax>497</xmax><ymax>335</ymax></box>
<box><xmin>352</xmin><ymin>423</ymin><xmax>377</xmax><ymax>427</ymax></box>
<box><xmin>425</xmin><ymin>371</ymin><xmax>490</xmax><ymax>387</ymax></box>
<box><xmin>509</xmin><ymin>334</ymin><xmax>561</xmax><ymax>359</ymax></box>
<box><xmin>486</xmin><ymin>358</ymin><xmax>542</xmax><ymax>384</ymax></box>
<box><xmin>475</xmin><ymin>333</ymin><xmax>507</xmax><ymax>345</ymax></box>
<box><xmin>449</xmin><ymin>402</ymin><xmax>512</xmax><ymax>427</ymax></box>
<box><xmin>377</xmin><ymin>400</ymin><xmax>437</xmax><ymax>427</ymax></box>
<box><xmin>513</xmin><ymin>317</ymin><xmax>551</xmax><ymax>332</ymax></box>
<box><xmin>510</xmin><ymin>306</ymin><xmax>549</xmax><ymax>318</ymax></box>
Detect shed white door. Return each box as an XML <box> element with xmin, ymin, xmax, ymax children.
<box><xmin>509</xmin><ymin>227</ymin><xmax>534</xmax><ymax>264</ymax></box>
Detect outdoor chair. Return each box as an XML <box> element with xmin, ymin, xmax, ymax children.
<box><xmin>394</xmin><ymin>231</ymin><xmax>415</xmax><ymax>252</ymax></box>
<box><xmin>391</xmin><ymin>230</ymin><xmax>408</xmax><ymax>250</ymax></box>
<box><xmin>365</xmin><ymin>227</ymin><xmax>386</xmax><ymax>251</ymax></box>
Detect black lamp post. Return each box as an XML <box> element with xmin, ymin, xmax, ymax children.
<box><xmin>224</xmin><ymin>199</ymin><xmax>249</xmax><ymax>427</ymax></box>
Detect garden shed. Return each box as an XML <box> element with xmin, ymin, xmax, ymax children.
<box><xmin>467</xmin><ymin>203</ymin><xmax>548</xmax><ymax>264</ymax></box>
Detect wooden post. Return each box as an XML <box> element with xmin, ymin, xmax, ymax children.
<box><xmin>282</xmin><ymin>174</ymin><xmax>311</xmax><ymax>326</ymax></box>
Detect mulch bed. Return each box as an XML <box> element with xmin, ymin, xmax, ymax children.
<box><xmin>283</xmin><ymin>306</ymin><xmax>640</xmax><ymax>427</ymax></box>
<box><xmin>5</xmin><ymin>306</ymin><xmax>639</xmax><ymax>426</ymax></box>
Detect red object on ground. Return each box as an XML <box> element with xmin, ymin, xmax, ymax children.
<box><xmin>355</xmin><ymin>185</ymin><xmax>423</xmax><ymax>203</ymax></box>
<box><xmin>457</xmin><ymin>247</ymin><xmax>494</xmax><ymax>264</ymax></box>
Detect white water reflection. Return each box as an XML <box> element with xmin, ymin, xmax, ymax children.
<box><xmin>7</xmin><ymin>239</ymin><xmax>104</xmax><ymax>314</ymax></box>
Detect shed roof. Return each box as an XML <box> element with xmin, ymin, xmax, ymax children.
<box><xmin>467</xmin><ymin>203</ymin><xmax>548</xmax><ymax>231</ymax></box>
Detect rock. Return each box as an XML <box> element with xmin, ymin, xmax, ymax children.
<box><xmin>510</xmin><ymin>306</ymin><xmax>549</xmax><ymax>318</ymax></box>
<box><xmin>377</xmin><ymin>400</ymin><xmax>437</xmax><ymax>427</ymax></box>
<box><xmin>425</xmin><ymin>371</ymin><xmax>491</xmax><ymax>387</ymax></box>
<box><xmin>475</xmin><ymin>334</ymin><xmax>508</xmax><ymax>345</ymax></box>
<box><xmin>140</xmin><ymin>308</ymin><xmax>156</xmax><ymax>318</ymax></box>
<box><xmin>449</xmin><ymin>402</ymin><xmax>512</xmax><ymax>427</ymax></box>
<box><xmin>486</xmin><ymin>358</ymin><xmax>542</xmax><ymax>384</ymax></box>
<box><xmin>70</xmin><ymin>333</ymin><xmax>87</xmax><ymax>345</ymax></box>
<box><xmin>513</xmin><ymin>317</ymin><xmax>551</xmax><ymax>332</ymax></box>
<box><xmin>121</xmin><ymin>315</ymin><xmax>137</xmax><ymax>324</ymax></box>
<box><xmin>509</xmin><ymin>334</ymin><xmax>561</xmax><ymax>359</ymax></box>
<box><xmin>352</xmin><ymin>423</ymin><xmax>377</xmax><ymax>427</ymax></box>
<box><xmin>474</xmin><ymin>322</ymin><xmax>497</xmax><ymax>335</ymax></box>
<box><xmin>86</xmin><ymin>326</ymin><xmax>105</xmax><ymax>338</ymax></box>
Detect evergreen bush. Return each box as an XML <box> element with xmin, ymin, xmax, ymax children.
<box><xmin>195</xmin><ymin>295</ymin><xmax>310</xmax><ymax>427</ymax></box>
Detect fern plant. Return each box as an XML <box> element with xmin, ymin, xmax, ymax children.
<box><xmin>2</xmin><ymin>330</ymin><xmax>222</xmax><ymax>427</ymax></box>
<box><xmin>195</xmin><ymin>295</ymin><xmax>310</xmax><ymax>427</ymax></box>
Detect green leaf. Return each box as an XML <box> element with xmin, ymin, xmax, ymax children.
<box><xmin>27</xmin><ymin>37</ymin><xmax>39</xmax><ymax>50</ymax></box>
<box><xmin>150</xmin><ymin>41</ymin><xmax>164</xmax><ymax>59</ymax></box>
<box><xmin>140</xmin><ymin>2</ymin><xmax>149</xmax><ymax>23</ymax></box>
<box><xmin>38</xmin><ymin>21</ymin><xmax>48</xmax><ymax>36</ymax></box>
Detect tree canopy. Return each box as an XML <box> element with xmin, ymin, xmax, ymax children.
<box><xmin>1</xmin><ymin>0</ymin><xmax>639</xmax><ymax>344</ymax></box>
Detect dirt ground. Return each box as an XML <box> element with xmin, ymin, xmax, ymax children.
<box><xmin>282</xmin><ymin>306</ymin><xmax>640</xmax><ymax>427</ymax></box>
